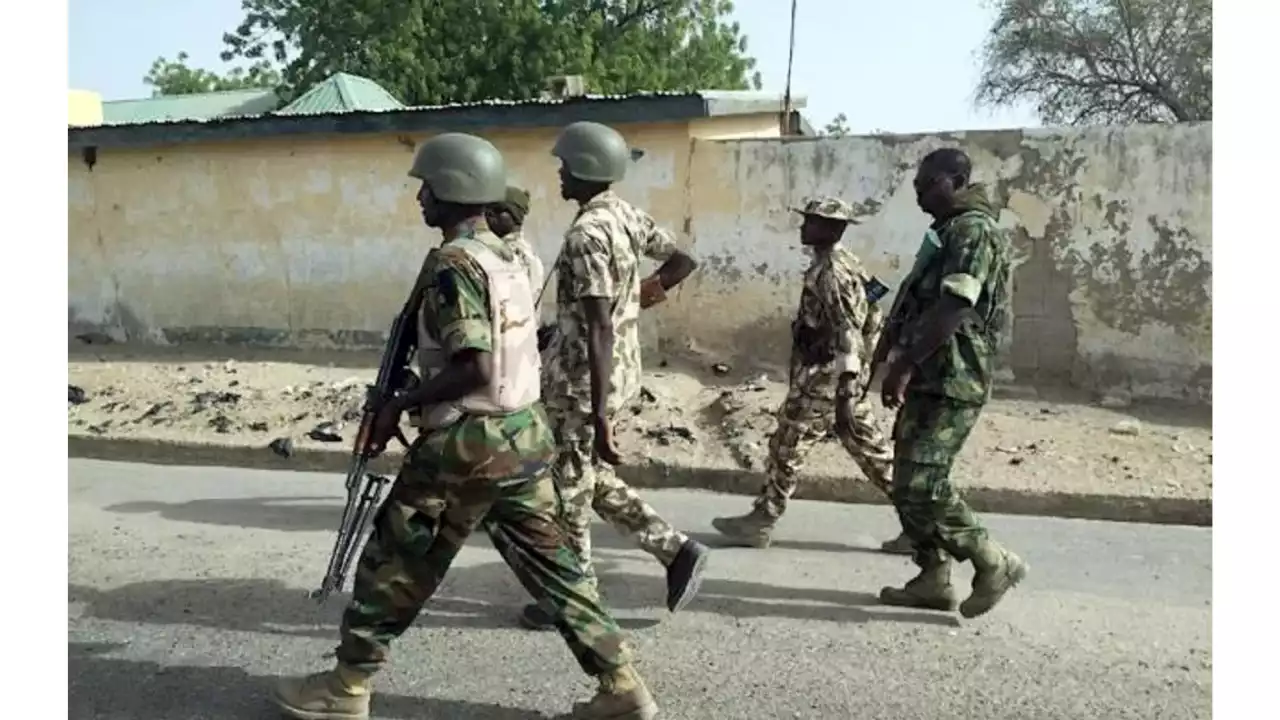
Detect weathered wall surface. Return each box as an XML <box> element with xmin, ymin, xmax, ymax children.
<box><xmin>68</xmin><ymin>122</ymin><xmax>1211</xmax><ymax>403</ymax></box>
<box><xmin>675</xmin><ymin>124</ymin><xmax>1212</xmax><ymax>403</ymax></box>
<box><xmin>68</xmin><ymin>119</ymin><xmax>696</xmax><ymax>348</ymax></box>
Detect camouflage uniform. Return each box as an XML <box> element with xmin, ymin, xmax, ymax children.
<box><xmin>497</xmin><ymin>185</ymin><xmax>547</xmax><ymax>293</ymax></box>
<box><xmin>273</xmin><ymin>133</ymin><xmax>657</xmax><ymax>720</ymax></box>
<box><xmin>543</xmin><ymin>191</ymin><xmax>696</xmax><ymax>583</ymax></box>
<box><xmin>505</xmin><ymin>226</ymin><xmax>545</xmax><ymax>293</ymax></box>
<box><xmin>519</xmin><ymin>121</ymin><xmax>708</xmax><ymax>632</ymax></box>
<box><xmin>879</xmin><ymin>182</ymin><xmax>1029</xmax><ymax>618</ymax></box>
<box><xmin>712</xmin><ymin>198</ymin><xmax>905</xmax><ymax>552</ymax></box>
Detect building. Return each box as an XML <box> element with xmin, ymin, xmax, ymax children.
<box><xmin>67</xmin><ymin>72</ymin><xmax>810</xmax><ymax>346</ymax></box>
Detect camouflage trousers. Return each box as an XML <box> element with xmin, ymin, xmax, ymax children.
<box><xmin>549</xmin><ymin>408</ymin><xmax>687</xmax><ymax>584</ymax></box>
<box><xmin>890</xmin><ymin>390</ymin><xmax>990</xmax><ymax>568</ymax></box>
<box><xmin>755</xmin><ymin>367</ymin><xmax>894</xmax><ymax>519</ymax></box>
<box><xmin>335</xmin><ymin>439</ymin><xmax>633</xmax><ymax>677</ymax></box>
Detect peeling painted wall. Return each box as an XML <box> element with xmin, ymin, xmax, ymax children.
<box><xmin>68</xmin><ymin>121</ymin><xmax>1211</xmax><ymax>404</ymax></box>
<box><xmin>68</xmin><ymin>120</ymin><xmax>701</xmax><ymax>349</ymax></box>
<box><xmin>676</xmin><ymin>124</ymin><xmax>1212</xmax><ymax>403</ymax></box>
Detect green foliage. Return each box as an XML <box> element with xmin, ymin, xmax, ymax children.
<box><xmin>975</xmin><ymin>0</ymin><xmax>1211</xmax><ymax>125</ymax></box>
<box><xmin>152</xmin><ymin>0</ymin><xmax>762</xmax><ymax>104</ymax></box>
<box><xmin>144</xmin><ymin>51</ymin><xmax>281</xmax><ymax>96</ymax></box>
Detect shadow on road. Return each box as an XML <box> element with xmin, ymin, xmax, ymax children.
<box><xmin>68</xmin><ymin>641</ymin><xmax>542</xmax><ymax>719</ymax></box>
<box><xmin>93</xmin><ymin>495</ymin><xmax>958</xmax><ymax>630</ymax></box>
<box><xmin>106</xmin><ymin>497</ymin><xmax>343</xmax><ymax>533</ymax></box>
<box><xmin>105</xmin><ymin>497</ymin><xmax>898</xmax><ymax>556</ymax></box>
<box><xmin>68</xmin><ymin>577</ymin><xmax>520</xmax><ymax>636</ymax></box>
<box><xmin>70</xmin><ymin>547</ymin><xmax>957</xmax><ymax>637</ymax></box>
<box><xmin>686</xmin><ymin>530</ymin><xmax>886</xmax><ymax>555</ymax></box>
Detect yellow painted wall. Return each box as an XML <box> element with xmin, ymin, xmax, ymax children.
<box><xmin>68</xmin><ymin>90</ymin><xmax>103</xmax><ymax>127</ymax></box>
<box><xmin>68</xmin><ymin>118</ymin><xmax>699</xmax><ymax>346</ymax></box>
<box><xmin>68</xmin><ymin>117</ymin><xmax>1212</xmax><ymax>402</ymax></box>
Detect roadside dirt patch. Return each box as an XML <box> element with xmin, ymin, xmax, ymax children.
<box><xmin>68</xmin><ymin>355</ymin><xmax>1212</xmax><ymax>503</ymax></box>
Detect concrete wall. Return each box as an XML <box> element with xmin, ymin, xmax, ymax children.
<box><xmin>68</xmin><ymin>121</ymin><xmax>1212</xmax><ymax>404</ymax></box>
<box><xmin>675</xmin><ymin>124</ymin><xmax>1212</xmax><ymax>403</ymax></box>
<box><xmin>68</xmin><ymin>118</ymin><xmax>699</xmax><ymax>348</ymax></box>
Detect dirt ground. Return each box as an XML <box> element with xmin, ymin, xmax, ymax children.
<box><xmin>68</xmin><ymin>344</ymin><xmax>1212</xmax><ymax>502</ymax></box>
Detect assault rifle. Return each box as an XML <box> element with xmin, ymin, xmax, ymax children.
<box><xmin>309</xmin><ymin>289</ymin><xmax>423</xmax><ymax>604</ymax></box>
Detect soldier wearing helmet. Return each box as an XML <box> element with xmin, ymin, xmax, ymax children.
<box><xmin>712</xmin><ymin>196</ymin><xmax>910</xmax><ymax>554</ymax></box>
<box><xmin>518</xmin><ymin>120</ymin><xmax>710</xmax><ymax>635</ymax></box>
<box><xmin>271</xmin><ymin>132</ymin><xmax>658</xmax><ymax>720</ymax></box>
<box><xmin>486</xmin><ymin>184</ymin><xmax>545</xmax><ymax>294</ymax></box>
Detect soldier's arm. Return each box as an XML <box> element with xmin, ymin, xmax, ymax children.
<box><xmin>388</xmin><ymin>252</ymin><xmax>493</xmax><ymax>412</ymax></box>
<box><xmin>564</xmin><ymin>223</ymin><xmax>617</xmax><ymax>422</ymax></box>
<box><xmin>826</xmin><ymin>271</ymin><xmax>871</xmax><ymax>397</ymax></box>
<box><xmin>635</xmin><ymin>208</ymin><xmax>698</xmax><ymax>308</ymax></box>
<box><xmin>898</xmin><ymin>218</ymin><xmax>997</xmax><ymax>367</ymax></box>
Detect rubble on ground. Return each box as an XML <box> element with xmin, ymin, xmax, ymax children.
<box><xmin>67</xmin><ymin>356</ymin><xmax>1212</xmax><ymax>501</ymax></box>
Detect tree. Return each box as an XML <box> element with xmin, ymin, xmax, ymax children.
<box><xmin>822</xmin><ymin>113</ymin><xmax>851</xmax><ymax>137</ymax></box>
<box><xmin>215</xmin><ymin>0</ymin><xmax>761</xmax><ymax>106</ymax></box>
<box><xmin>975</xmin><ymin>0</ymin><xmax>1211</xmax><ymax>125</ymax></box>
<box><xmin>143</xmin><ymin>51</ymin><xmax>282</xmax><ymax>96</ymax></box>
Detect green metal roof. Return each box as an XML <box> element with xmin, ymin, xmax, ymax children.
<box><xmin>101</xmin><ymin>88</ymin><xmax>282</xmax><ymax>125</ymax></box>
<box><xmin>276</xmin><ymin>73</ymin><xmax>404</xmax><ymax>115</ymax></box>
<box><xmin>70</xmin><ymin>88</ymin><xmax>810</xmax><ymax>149</ymax></box>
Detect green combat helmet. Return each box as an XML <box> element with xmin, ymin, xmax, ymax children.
<box><xmin>551</xmin><ymin>121</ymin><xmax>632</xmax><ymax>183</ymax></box>
<box><xmin>408</xmin><ymin>132</ymin><xmax>507</xmax><ymax>204</ymax></box>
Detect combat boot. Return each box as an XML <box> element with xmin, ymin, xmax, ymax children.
<box><xmin>711</xmin><ymin>507</ymin><xmax>776</xmax><ymax>548</ymax></box>
<box><xmin>959</xmin><ymin>540</ymin><xmax>1029</xmax><ymax>619</ymax></box>
<box><xmin>272</xmin><ymin>664</ymin><xmax>372</xmax><ymax>720</ymax></box>
<box><xmin>665</xmin><ymin>538</ymin><xmax>710</xmax><ymax>612</ymax></box>
<box><xmin>878</xmin><ymin>560</ymin><xmax>960</xmax><ymax>612</ymax></box>
<box><xmin>567</xmin><ymin>664</ymin><xmax>659</xmax><ymax>719</ymax></box>
<box><xmin>879</xmin><ymin>531</ymin><xmax>914</xmax><ymax>555</ymax></box>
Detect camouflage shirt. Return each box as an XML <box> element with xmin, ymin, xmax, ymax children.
<box><xmin>544</xmin><ymin>190</ymin><xmax>678</xmax><ymax>417</ymax></box>
<box><xmin>504</xmin><ymin>227</ymin><xmax>546</xmax><ymax>298</ymax></box>
<box><xmin>417</xmin><ymin>217</ymin><xmax>557</xmax><ymax>483</ymax></box>
<box><xmin>897</xmin><ymin>183</ymin><xmax>1012</xmax><ymax>405</ymax></box>
<box><xmin>791</xmin><ymin>244</ymin><xmax>881</xmax><ymax>377</ymax></box>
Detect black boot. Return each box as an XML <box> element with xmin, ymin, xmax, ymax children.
<box><xmin>665</xmin><ymin>538</ymin><xmax>710</xmax><ymax>613</ymax></box>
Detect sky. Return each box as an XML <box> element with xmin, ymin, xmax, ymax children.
<box><xmin>67</xmin><ymin>0</ymin><xmax>1041</xmax><ymax>135</ymax></box>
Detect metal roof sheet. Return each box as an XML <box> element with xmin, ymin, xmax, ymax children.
<box><xmin>276</xmin><ymin>72</ymin><xmax>405</xmax><ymax>115</ymax></box>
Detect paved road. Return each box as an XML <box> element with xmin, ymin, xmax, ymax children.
<box><xmin>69</xmin><ymin>459</ymin><xmax>1212</xmax><ymax>720</ymax></box>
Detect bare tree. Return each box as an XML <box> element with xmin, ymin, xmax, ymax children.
<box><xmin>975</xmin><ymin>0</ymin><xmax>1211</xmax><ymax>125</ymax></box>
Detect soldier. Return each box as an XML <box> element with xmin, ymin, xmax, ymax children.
<box><xmin>874</xmin><ymin>147</ymin><xmax>1028</xmax><ymax>618</ymax></box>
<box><xmin>486</xmin><ymin>184</ymin><xmax>545</xmax><ymax>293</ymax></box>
<box><xmin>519</xmin><ymin>120</ymin><xmax>710</xmax><ymax>631</ymax></box>
<box><xmin>271</xmin><ymin>133</ymin><xmax>659</xmax><ymax>720</ymax></box>
<box><xmin>711</xmin><ymin>197</ymin><xmax>910</xmax><ymax>553</ymax></box>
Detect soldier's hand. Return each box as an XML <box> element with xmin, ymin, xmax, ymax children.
<box><xmin>639</xmin><ymin>275</ymin><xmax>667</xmax><ymax>309</ymax></box>
<box><xmin>366</xmin><ymin>402</ymin><xmax>403</xmax><ymax>457</ymax></box>
<box><xmin>593</xmin><ymin>414</ymin><xmax>624</xmax><ymax>466</ymax></box>
<box><xmin>880</xmin><ymin>355</ymin><xmax>913</xmax><ymax>410</ymax></box>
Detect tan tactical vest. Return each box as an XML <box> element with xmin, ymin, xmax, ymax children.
<box><xmin>411</xmin><ymin>237</ymin><xmax>541</xmax><ymax>429</ymax></box>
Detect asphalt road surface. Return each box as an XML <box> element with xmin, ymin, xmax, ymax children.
<box><xmin>69</xmin><ymin>459</ymin><xmax>1212</xmax><ymax>720</ymax></box>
